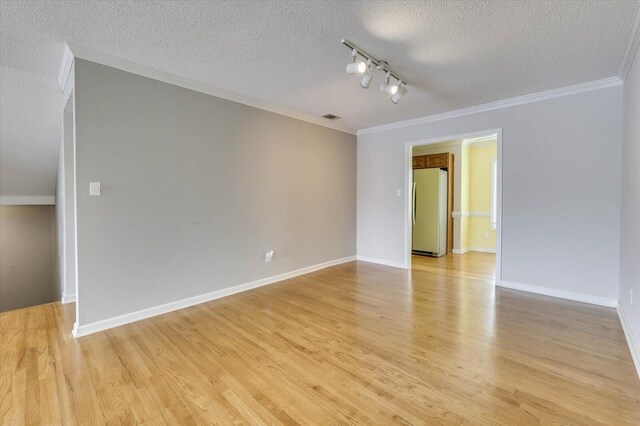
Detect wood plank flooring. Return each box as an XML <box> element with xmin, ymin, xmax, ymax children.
<box><xmin>1</xmin><ymin>253</ymin><xmax>639</xmax><ymax>424</ymax></box>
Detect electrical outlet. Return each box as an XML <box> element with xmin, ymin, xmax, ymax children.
<box><xmin>482</xmin><ymin>232</ymin><xmax>489</xmax><ymax>240</ymax></box>
<box><xmin>265</xmin><ymin>250</ymin><xmax>274</xmax><ymax>262</ymax></box>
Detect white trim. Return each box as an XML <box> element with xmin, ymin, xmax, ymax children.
<box><xmin>404</xmin><ymin>128</ymin><xmax>503</xmax><ymax>285</ymax></box>
<box><xmin>452</xmin><ymin>210</ymin><xmax>491</xmax><ymax>218</ymax></box>
<box><xmin>468</xmin><ymin>247</ymin><xmax>496</xmax><ymax>254</ymax></box>
<box><xmin>468</xmin><ymin>139</ymin><xmax>498</xmax><ymax>148</ymax></box>
<box><xmin>358</xmin><ymin>77</ymin><xmax>622</xmax><ymax>136</ymax></box>
<box><xmin>58</xmin><ymin>43</ymin><xmax>74</xmax><ymax>91</ymax></box>
<box><xmin>619</xmin><ymin>5</ymin><xmax>640</xmax><ymax>81</ymax></box>
<box><xmin>463</xmin><ymin>135</ymin><xmax>498</xmax><ymax>146</ymax></box>
<box><xmin>498</xmin><ymin>280</ymin><xmax>617</xmax><ymax>308</ymax></box>
<box><xmin>490</xmin><ymin>157</ymin><xmax>498</xmax><ymax>230</ymax></box>
<box><xmin>453</xmin><ymin>247</ymin><xmax>496</xmax><ymax>254</ymax></box>
<box><xmin>356</xmin><ymin>255</ymin><xmax>406</xmax><ymax>269</ymax></box>
<box><xmin>61</xmin><ymin>293</ymin><xmax>76</xmax><ymax>304</ymax></box>
<box><xmin>66</xmin><ymin>42</ymin><xmax>355</xmax><ymax>135</ymax></box>
<box><xmin>0</xmin><ymin>196</ymin><xmax>55</xmax><ymax>205</ymax></box>
<box><xmin>72</xmin><ymin>256</ymin><xmax>356</xmax><ymax>338</ymax></box>
<box><xmin>617</xmin><ymin>303</ymin><xmax>640</xmax><ymax>380</ymax></box>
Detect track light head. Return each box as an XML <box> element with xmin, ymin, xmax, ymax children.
<box><xmin>360</xmin><ymin>60</ymin><xmax>375</xmax><ymax>88</ymax></box>
<box><xmin>346</xmin><ymin>48</ymin><xmax>366</xmax><ymax>74</ymax></box>
<box><xmin>379</xmin><ymin>72</ymin><xmax>398</xmax><ymax>95</ymax></box>
<box><xmin>391</xmin><ymin>83</ymin><xmax>407</xmax><ymax>104</ymax></box>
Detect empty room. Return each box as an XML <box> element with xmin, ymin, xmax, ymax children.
<box><xmin>1</xmin><ymin>1</ymin><xmax>639</xmax><ymax>424</ymax></box>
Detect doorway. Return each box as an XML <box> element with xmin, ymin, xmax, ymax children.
<box><xmin>404</xmin><ymin>129</ymin><xmax>502</xmax><ymax>285</ymax></box>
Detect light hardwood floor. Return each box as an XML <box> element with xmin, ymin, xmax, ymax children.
<box><xmin>1</xmin><ymin>253</ymin><xmax>639</xmax><ymax>424</ymax></box>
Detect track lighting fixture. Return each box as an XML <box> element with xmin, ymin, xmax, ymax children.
<box><xmin>360</xmin><ymin>59</ymin><xmax>375</xmax><ymax>88</ymax></box>
<box><xmin>391</xmin><ymin>82</ymin><xmax>407</xmax><ymax>104</ymax></box>
<box><xmin>346</xmin><ymin>48</ymin><xmax>366</xmax><ymax>74</ymax></box>
<box><xmin>379</xmin><ymin>72</ymin><xmax>398</xmax><ymax>95</ymax></box>
<box><xmin>341</xmin><ymin>39</ymin><xmax>408</xmax><ymax>104</ymax></box>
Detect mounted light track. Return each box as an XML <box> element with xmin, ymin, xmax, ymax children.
<box><xmin>341</xmin><ymin>39</ymin><xmax>407</xmax><ymax>84</ymax></box>
<box><xmin>341</xmin><ymin>39</ymin><xmax>409</xmax><ymax>103</ymax></box>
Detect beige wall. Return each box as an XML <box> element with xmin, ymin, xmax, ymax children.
<box><xmin>461</xmin><ymin>141</ymin><xmax>497</xmax><ymax>252</ymax></box>
<box><xmin>0</xmin><ymin>205</ymin><xmax>56</xmax><ymax>312</ymax></box>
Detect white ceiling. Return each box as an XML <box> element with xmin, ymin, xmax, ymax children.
<box><xmin>1</xmin><ymin>1</ymin><xmax>639</xmax><ymax>196</ymax></box>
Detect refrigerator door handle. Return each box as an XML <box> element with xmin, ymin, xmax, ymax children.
<box><xmin>412</xmin><ymin>181</ymin><xmax>417</xmax><ymax>226</ymax></box>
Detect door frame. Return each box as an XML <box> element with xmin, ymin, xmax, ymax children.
<box><xmin>403</xmin><ymin>128</ymin><xmax>503</xmax><ymax>285</ymax></box>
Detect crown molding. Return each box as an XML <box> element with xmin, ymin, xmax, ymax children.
<box><xmin>357</xmin><ymin>77</ymin><xmax>623</xmax><ymax>136</ymax></box>
<box><xmin>57</xmin><ymin>43</ymin><xmax>74</xmax><ymax>91</ymax></box>
<box><xmin>0</xmin><ymin>196</ymin><xmax>55</xmax><ymax>205</ymax></box>
<box><xmin>620</xmin><ymin>4</ymin><xmax>640</xmax><ymax>81</ymax></box>
<box><xmin>65</xmin><ymin>42</ymin><xmax>356</xmax><ymax>135</ymax></box>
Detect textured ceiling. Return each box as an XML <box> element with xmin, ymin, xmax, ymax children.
<box><xmin>1</xmin><ymin>1</ymin><xmax>639</xmax><ymax>196</ymax></box>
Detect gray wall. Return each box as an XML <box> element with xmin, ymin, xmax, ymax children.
<box><xmin>620</xmin><ymin>46</ymin><xmax>640</xmax><ymax>361</ymax></box>
<box><xmin>63</xmin><ymin>105</ymin><xmax>76</xmax><ymax>302</ymax></box>
<box><xmin>0</xmin><ymin>205</ymin><xmax>56</xmax><ymax>311</ymax></box>
<box><xmin>55</xmin><ymin>138</ymin><xmax>65</xmax><ymax>301</ymax></box>
<box><xmin>73</xmin><ymin>59</ymin><xmax>356</xmax><ymax>325</ymax></box>
<box><xmin>358</xmin><ymin>86</ymin><xmax>622</xmax><ymax>301</ymax></box>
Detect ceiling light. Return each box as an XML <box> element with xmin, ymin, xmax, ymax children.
<box><xmin>346</xmin><ymin>49</ymin><xmax>366</xmax><ymax>74</ymax></box>
<box><xmin>341</xmin><ymin>39</ymin><xmax>409</xmax><ymax>104</ymax></box>
<box><xmin>380</xmin><ymin>72</ymin><xmax>398</xmax><ymax>95</ymax></box>
<box><xmin>391</xmin><ymin>82</ymin><xmax>407</xmax><ymax>104</ymax></box>
<box><xmin>360</xmin><ymin>60</ymin><xmax>375</xmax><ymax>88</ymax></box>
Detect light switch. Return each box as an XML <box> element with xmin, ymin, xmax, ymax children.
<box><xmin>89</xmin><ymin>182</ymin><xmax>101</xmax><ymax>196</ymax></box>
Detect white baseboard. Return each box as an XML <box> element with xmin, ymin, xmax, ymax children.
<box><xmin>61</xmin><ymin>293</ymin><xmax>76</xmax><ymax>304</ymax></box>
<box><xmin>498</xmin><ymin>280</ymin><xmax>618</xmax><ymax>307</ymax></box>
<box><xmin>468</xmin><ymin>247</ymin><xmax>496</xmax><ymax>254</ymax></box>
<box><xmin>617</xmin><ymin>303</ymin><xmax>640</xmax><ymax>380</ymax></box>
<box><xmin>356</xmin><ymin>255</ymin><xmax>406</xmax><ymax>269</ymax></box>
<box><xmin>453</xmin><ymin>247</ymin><xmax>496</xmax><ymax>254</ymax></box>
<box><xmin>73</xmin><ymin>255</ymin><xmax>356</xmax><ymax>338</ymax></box>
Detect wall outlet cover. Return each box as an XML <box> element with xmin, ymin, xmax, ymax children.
<box><xmin>265</xmin><ymin>250</ymin><xmax>274</xmax><ymax>262</ymax></box>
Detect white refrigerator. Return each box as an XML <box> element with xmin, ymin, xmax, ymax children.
<box><xmin>412</xmin><ymin>168</ymin><xmax>448</xmax><ymax>256</ymax></box>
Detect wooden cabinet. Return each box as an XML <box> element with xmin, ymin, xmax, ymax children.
<box><xmin>412</xmin><ymin>153</ymin><xmax>449</xmax><ymax>169</ymax></box>
<box><xmin>412</xmin><ymin>156</ymin><xmax>426</xmax><ymax>168</ymax></box>
<box><xmin>427</xmin><ymin>153</ymin><xmax>448</xmax><ymax>168</ymax></box>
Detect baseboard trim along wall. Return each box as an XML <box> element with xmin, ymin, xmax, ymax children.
<box><xmin>356</xmin><ymin>255</ymin><xmax>406</xmax><ymax>269</ymax></box>
<box><xmin>453</xmin><ymin>247</ymin><xmax>496</xmax><ymax>254</ymax></box>
<box><xmin>617</xmin><ymin>304</ymin><xmax>640</xmax><ymax>380</ymax></box>
<box><xmin>498</xmin><ymin>280</ymin><xmax>618</xmax><ymax>307</ymax></box>
<box><xmin>73</xmin><ymin>255</ymin><xmax>356</xmax><ymax>338</ymax></box>
<box><xmin>61</xmin><ymin>293</ymin><xmax>76</xmax><ymax>304</ymax></box>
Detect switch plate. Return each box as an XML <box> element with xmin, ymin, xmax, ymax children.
<box><xmin>89</xmin><ymin>182</ymin><xmax>101</xmax><ymax>196</ymax></box>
